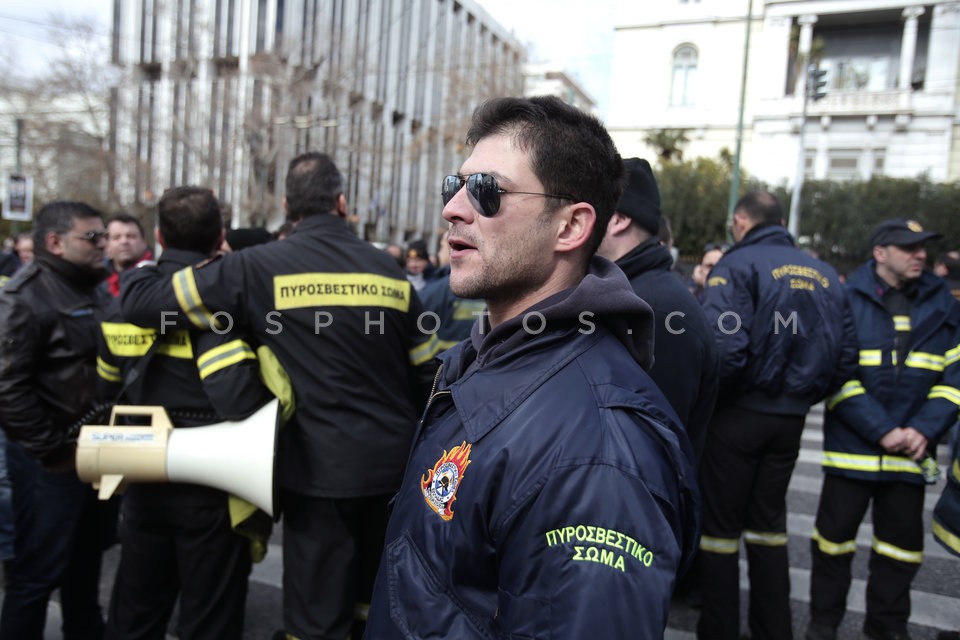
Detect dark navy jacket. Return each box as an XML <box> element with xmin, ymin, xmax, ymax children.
<box><xmin>365</xmin><ymin>258</ymin><xmax>699</xmax><ymax>639</ymax></box>
<box><xmin>825</xmin><ymin>264</ymin><xmax>960</xmax><ymax>484</ymax></box>
<box><xmin>933</xmin><ymin>429</ymin><xmax>960</xmax><ymax>557</ymax></box>
<box><xmin>702</xmin><ymin>225</ymin><xmax>857</xmax><ymax>415</ymax></box>
<box><xmin>616</xmin><ymin>238</ymin><xmax>719</xmax><ymax>462</ymax></box>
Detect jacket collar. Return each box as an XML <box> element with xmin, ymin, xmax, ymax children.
<box><xmin>290</xmin><ymin>213</ymin><xmax>350</xmax><ymax>235</ymax></box>
<box><xmin>437</xmin><ymin>256</ymin><xmax>656</xmax><ymax>442</ymax></box>
<box><xmin>848</xmin><ymin>260</ymin><xmax>945</xmax><ymax>306</ymax></box>
<box><xmin>157</xmin><ymin>247</ymin><xmax>208</xmax><ymax>268</ymax></box>
<box><xmin>615</xmin><ymin>237</ymin><xmax>673</xmax><ymax>279</ymax></box>
<box><xmin>729</xmin><ymin>224</ymin><xmax>794</xmax><ymax>254</ymax></box>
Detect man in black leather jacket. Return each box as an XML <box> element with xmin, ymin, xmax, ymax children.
<box><xmin>0</xmin><ymin>201</ymin><xmax>117</xmax><ymax>640</ymax></box>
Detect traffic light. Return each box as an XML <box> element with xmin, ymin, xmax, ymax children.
<box><xmin>808</xmin><ymin>65</ymin><xmax>828</xmax><ymax>102</ymax></box>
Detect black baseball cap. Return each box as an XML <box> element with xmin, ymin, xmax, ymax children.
<box><xmin>869</xmin><ymin>218</ymin><xmax>941</xmax><ymax>247</ymax></box>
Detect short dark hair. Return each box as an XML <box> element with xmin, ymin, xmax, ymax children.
<box><xmin>33</xmin><ymin>201</ymin><xmax>103</xmax><ymax>252</ymax></box>
<box><xmin>734</xmin><ymin>191</ymin><xmax>783</xmax><ymax>227</ymax></box>
<box><xmin>157</xmin><ymin>187</ymin><xmax>223</xmax><ymax>255</ymax></box>
<box><xmin>107</xmin><ymin>212</ymin><xmax>146</xmax><ymax>238</ymax></box>
<box><xmin>284</xmin><ymin>152</ymin><xmax>344</xmax><ymax>221</ymax></box>
<box><xmin>465</xmin><ymin>96</ymin><xmax>625</xmax><ymax>258</ymax></box>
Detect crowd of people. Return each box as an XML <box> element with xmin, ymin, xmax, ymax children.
<box><xmin>0</xmin><ymin>95</ymin><xmax>957</xmax><ymax>640</ymax></box>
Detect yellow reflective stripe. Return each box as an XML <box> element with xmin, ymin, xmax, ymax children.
<box><xmin>700</xmin><ymin>535</ymin><xmax>739</xmax><ymax>554</ymax></box>
<box><xmin>933</xmin><ymin>518</ymin><xmax>960</xmax><ymax>556</ymax></box>
<box><xmin>946</xmin><ymin>345</ymin><xmax>960</xmax><ymax>367</ymax></box>
<box><xmin>409</xmin><ymin>334</ymin><xmax>440</xmax><ymax>366</ymax></box>
<box><xmin>827</xmin><ymin>380</ymin><xmax>865</xmax><ymax>410</ymax></box>
<box><xmin>272</xmin><ymin>273</ymin><xmax>412</xmax><ymax>312</ymax></box>
<box><xmin>96</xmin><ymin>356</ymin><xmax>122</xmax><ymax>383</ymax></box>
<box><xmin>452</xmin><ymin>299</ymin><xmax>486</xmax><ymax>321</ymax></box>
<box><xmin>891</xmin><ymin>350</ymin><xmax>898</xmax><ymax>366</ymax></box>
<box><xmin>880</xmin><ymin>456</ymin><xmax>922</xmax><ymax>475</ymax></box>
<box><xmin>743</xmin><ymin>529</ymin><xmax>788</xmax><ymax>546</ymax></box>
<box><xmin>173</xmin><ymin>267</ymin><xmax>217</xmax><ymax>329</ymax></box>
<box><xmin>859</xmin><ymin>350</ymin><xmax>882</xmax><ymax>366</ymax></box>
<box><xmin>952</xmin><ymin>458</ymin><xmax>959</xmax><ymax>483</ymax></box>
<box><xmin>812</xmin><ymin>527</ymin><xmax>857</xmax><ymax>556</ymax></box>
<box><xmin>928</xmin><ymin>385</ymin><xmax>960</xmax><ymax>407</ymax></box>
<box><xmin>904</xmin><ymin>351</ymin><xmax>945</xmax><ymax>372</ymax></box>
<box><xmin>872</xmin><ymin>536</ymin><xmax>923</xmax><ymax>563</ymax></box>
<box><xmin>437</xmin><ymin>339</ymin><xmax>460</xmax><ymax>351</ymax></box>
<box><xmin>822</xmin><ymin>452</ymin><xmax>923</xmax><ymax>475</ymax></box>
<box><xmin>893</xmin><ymin>315</ymin><xmax>911</xmax><ymax>331</ymax></box>
<box><xmin>822</xmin><ymin>450</ymin><xmax>880</xmax><ymax>472</ymax></box>
<box><xmin>197</xmin><ymin>340</ymin><xmax>256</xmax><ymax>380</ymax></box>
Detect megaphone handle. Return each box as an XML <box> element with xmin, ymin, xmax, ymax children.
<box><xmin>109</xmin><ymin>405</ymin><xmax>175</xmax><ymax>430</ymax></box>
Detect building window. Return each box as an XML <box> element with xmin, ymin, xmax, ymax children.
<box><xmin>872</xmin><ymin>149</ymin><xmax>885</xmax><ymax>176</ymax></box>
<box><xmin>671</xmin><ymin>45</ymin><xmax>698</xmax><ymax>107</ymax></box>
<box><xmin>827</xmin><ymin>149</ymin><xmax>861</xmax><ymax>180</ymax></box>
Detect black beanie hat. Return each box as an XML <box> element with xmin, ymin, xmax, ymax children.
<box><xmin>617</xmin><ymin>158</ymin><xmax>661</xmax><ymax>235</ymax></box>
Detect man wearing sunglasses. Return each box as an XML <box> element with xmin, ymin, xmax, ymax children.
<box><xmin>0</xmin><ymin>201</ymin><xmax>117</xmax><ymax>639</ymax></box>
<box><xmin>364</xmin><ymin>96</ymin><xmax>699</xmax><ymax>639</ymax></box>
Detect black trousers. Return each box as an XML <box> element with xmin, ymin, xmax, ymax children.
<box><xmin>696</xmin><ymin>405</ymin><xmax>806</xmax><ymax>640</ymax></box>
<box><xmin>281</xmin><ymin>490</ymin><xmax>390</xmax><ymax>640</ymax></box>
<box><xmin>0</xmin><ymin>441</ymin><xmax>117</xmax><ymax>640</ymax></box>
<box><xmin>105</xmin><ymin>487</ymin><xmax>251</xmax><ymax>640</ymax></box>
<box><xmin>809</xmin><ymin>474</ymin><xmax>924</xmax><ymax>634</ymax></box>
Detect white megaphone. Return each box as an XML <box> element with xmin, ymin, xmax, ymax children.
<box><xmin>75</xmin><ymin>398</ymin><xmax>279</xmax><ymax>517</ymax></box>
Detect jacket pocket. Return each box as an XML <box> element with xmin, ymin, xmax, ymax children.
<box><xmin>386</xmin><ymin>532</ymin><xmax>492</xmax><ymax>640</ymax></box>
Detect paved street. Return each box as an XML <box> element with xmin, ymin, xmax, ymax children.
<box><xmin>4</xmin><ymin>404</ymin><xmax>959</xmax><ymax>639</ymax></box>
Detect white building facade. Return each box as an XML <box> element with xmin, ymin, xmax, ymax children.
<box><xmin>608</xmin><ymin>0</ymin><xmax>960</xmax><ymax>186</ymax></box>
<box><xmin>109</xmin><ymin>0</ymin><xmax>525</xmax><ymax>242</ymax></box>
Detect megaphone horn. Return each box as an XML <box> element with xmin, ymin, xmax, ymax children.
<box><xmin>76</xmin><ymin>398</ymin><xmax>279</xmax><ymax>517</ymax></box>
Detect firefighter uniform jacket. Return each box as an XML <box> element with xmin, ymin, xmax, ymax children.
<box><xmin>120</xmin><ymin>214</ymin><xmax>438</xmax><ymax>498</ymax></box>
<box><xmin>825</xmin><ymin>263</ymin><xmax>960</xmax><ymax>484</ymax></box>
<box><xmin>365</xmin><ymin>258</ymin><xmax>699</xmax><ymax>639</ymax></box>
<box><xmin>933</xmin><ymin>433</ymin><xmax>960</xmax><ymax>557</ymax></box>
<box><xmin>702</xmin><ymin>225</ymin><xmax>857</xmax><ymax>416</ymax></box>
<box><xmin>98</xmin><ymin>247</ymin><xmax>270</xmax><ymax>426</ymax></box>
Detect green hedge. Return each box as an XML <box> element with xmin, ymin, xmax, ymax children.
<box><xmin>654</xmin><ymin>157</ymin><xmax>960</xmax><ymax>274</ymax></box>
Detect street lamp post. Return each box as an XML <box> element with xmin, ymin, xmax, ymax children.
<box><xmin>788</xmin><ymin>64</ymin><xmax>827</xmax><ymax>239</ymax></box>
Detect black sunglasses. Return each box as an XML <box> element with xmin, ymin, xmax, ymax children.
<box><xmin>441</xmin><ymin>173</ymin><xmax>574</xmax><ymax>218</ymax></box>
<box><xmin>70</xmin><ymin>230</ymin><xmax>109</xmax><ymax>244</ymax></box>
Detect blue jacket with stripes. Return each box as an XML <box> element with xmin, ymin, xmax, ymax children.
<box><xmin>825</xmin><ymin>262</ymin><xmax>960</xmax><ymax>484</ymax></box>
<box><xmin>933</xmin><ymin>430</ymin><xmax>960</xmax><ymax>557</ymax></box>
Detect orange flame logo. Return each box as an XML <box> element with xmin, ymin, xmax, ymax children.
<box><xmin>421</xmin><ymin>441</ymin><xmax>472</xmax><ymax>521</ymax></box>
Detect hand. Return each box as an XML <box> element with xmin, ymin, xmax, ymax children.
<box><xmin>901</xmin><ymin>427</ymin><xmax>929</xmax><ymax>461</ymax></box>
<box><xmin>878</xmin><ymin>427</ymin><xmax>906</xmax><ymax>453</ymax></box>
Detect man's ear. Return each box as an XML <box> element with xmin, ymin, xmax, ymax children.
<box><xmin>555</xmin><ymin>203</ymin><xmax>596</xmax><ymax>254</ymax></box>
<box><xmin>606</xmin><ymin>212</ymin><xmax>633</xmax><ymax>236</ymax></box>
<box><xmin>45</xmin><ymin>231</ymin><xmax>65</xmax><ymax>256</ymax></box>
<box><xmin>335</xmin><ymin>193</ymin><xmax>348</xmax><ymax>218</ymax></box>
<box><xmin>155</xmin><ymin>227</ymin><xmax>166</xmax><ymax>249</ymax></box>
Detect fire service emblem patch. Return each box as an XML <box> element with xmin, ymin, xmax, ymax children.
<box><xmin>421</xmin><ymin>441</ymin><xmax>472</xmax><ymax>521</ymax></box>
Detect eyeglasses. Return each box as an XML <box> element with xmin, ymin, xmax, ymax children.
<box><xmin>70</xmin><ymin>230</ymin><xmax>109</xmax><ymax>244</ymax></box>
<box><xmin>441</xmin><ymin>173</ymin><xmax>574</xmax><ymax>218</ymax></box>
